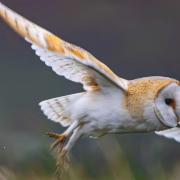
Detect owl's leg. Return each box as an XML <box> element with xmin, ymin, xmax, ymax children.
<box><xmin>55</xmin><ymin>124</ymin><xmax>84</xmax><ymax>172</ymax></box>
<box><xmin>58</xmin><ymin>126</ymin><xmax>83</xmax><ymax>166</ymax></box>
<box><xmin>47</xmin><ymin>121</ymin><xmax>79</xmax><ymax>149</ymax></box>
<box><xmin>63</xmin><ymin>125</ymin><xmax>83</xmax><ymax>154</ymax></box>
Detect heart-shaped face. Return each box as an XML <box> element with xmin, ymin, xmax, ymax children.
<box><xmin>155</xmin><ymin>83</ymin><xmax>180</xmax><ymax>127</ymax></box>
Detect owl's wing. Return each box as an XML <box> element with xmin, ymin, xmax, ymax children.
<box><xmin>155</xmin><ymin>127</ymin><xmax>180</xmax><ymax>143</ymax></box>
<box><xmin>0</xmin><ymin>2</ymin><xmax>128</xmax><ymax>91</ymax></box>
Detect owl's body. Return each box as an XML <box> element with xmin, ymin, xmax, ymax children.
<box><xmin>0</xmin><ymin>2</ymin><xmax>180</xmax><ymax>162</ymax></box>
<box><xmin>67</xmin><ymin>89</ymin><xmax>156</xmax><ymax>137</ymax></box>
<box><xmin>40</xmin><ymin>76</ymin><xmax>177</xmax><ymax>141</ymax></box>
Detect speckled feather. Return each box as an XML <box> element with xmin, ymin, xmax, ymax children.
<box><xmin>126</xmin><ymin>78</ymin><xmax>178</xmax><ymax>120</ymax></box>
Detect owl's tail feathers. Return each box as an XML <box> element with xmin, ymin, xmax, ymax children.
<box><xmin>155</xmin><ymin>127</ymin><xmax>180</xmax><ymax>143</ymax></box>
<box><xmin>39</xmin><ymin>92</ymin><xmax>85</xmax><ymax>127</ymax></box>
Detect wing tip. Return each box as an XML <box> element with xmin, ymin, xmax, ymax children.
<box><xmin>155</xmin><ymin>128</ymin><xmax>180</xmax><ymax>143</ymax></box>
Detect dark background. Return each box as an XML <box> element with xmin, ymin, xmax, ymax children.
<box><xmin>0</xmin><ymin>0</ymin><xmax>180</xmax><ymax>179</ymax></box>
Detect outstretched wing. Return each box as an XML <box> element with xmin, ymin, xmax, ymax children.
<box><xmin>155</xmin><ymin>127</ymin><xmax>180</xmax><ymax>143</ymax></box>
<box><xmin>0</xmin><ymin>2</ymin><xmax>128</xmax><ymax>91</ymax></box>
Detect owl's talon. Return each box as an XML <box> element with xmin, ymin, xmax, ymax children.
<box><xmin>60</xmin><ymin>149</ymin><xmax>70</xmax><ymax>167</ymax></box>
<box><xmin>47</xmin><ymin>133</ymin><xmax>67</xmax><ymax>150</ymax></box>
<box><xmin>46</xmin><ymin>132</ymin><xmax>65</xmax><ymax>139</ymax></box>
<box><xmin>56</xmin><ymin>149</ymin><xmax>70</xmax><ymax>175</ymax></box>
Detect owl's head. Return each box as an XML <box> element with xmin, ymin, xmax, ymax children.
<box><xmin>155</xmin><ymin>82</ymin><xmax>180</xmax><ymax>127</ymax></box>
<box><xmin>127</xmin><ymin>77</ymin><xmax>180</xmax><ymax>129</ymax></box>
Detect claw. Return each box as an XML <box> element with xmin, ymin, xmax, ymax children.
<box><xmin>57</xmin><ymin>149</ymin><xmax>70</xmax><ymax>172</ymax></box>
<box><xmin>46</xmin><ymin>132</ymin><xmax>67</xmax><ymax>150</ymax></box>
<box><xmin>61</xmin><ymin>149</ymin><xmax>70</xmax><ymax>166</ymax></box>
<box><xmin>46</xmin><ymin>132</ymin><xmax>65</xmax><ymax>139</ymax></box>
<box><xmin>51</xmin><ymin>139</ymin><xmax>65</xmax><ymax>150</ymax></box>
<box><xmin>55</xmin><ymin>149</ymin><xmax>70</xmax><ymax>176</ymax></box>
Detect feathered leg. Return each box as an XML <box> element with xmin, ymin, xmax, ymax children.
<box><xmin>47</xmin><ymin>121</ymin><xmax>86</xmax><ymax>177</ymax></box>
<box><xmin>47</xmin><ymin>121</ymin><xmax>79</xmax><ymax>150</ymax></box>
<box><xmin>63</xmin><ymin>126</ymin><xmax>83</xmax><ymax>153</ymax></box>
<box><xmin>54</xmin><ymin>124</ymin><xmax>84</xmax><ymax>177</ymax></box>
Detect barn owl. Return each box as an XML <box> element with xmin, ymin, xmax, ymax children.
<box><xmin>0</xmin><ymin>2</ymin><xmax>180</xmax><ymax>160</ymax></box>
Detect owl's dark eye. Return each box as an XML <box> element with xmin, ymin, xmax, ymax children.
<box><xmin>165</xmin><ymin>98</ymin><xmax>174</xmax><ymax>106</ymax></box>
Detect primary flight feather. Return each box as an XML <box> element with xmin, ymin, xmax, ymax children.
<box><xmin>0</xmin><ymin>2</ymin><xmax>180</xmax><ymax>163</ymax></box>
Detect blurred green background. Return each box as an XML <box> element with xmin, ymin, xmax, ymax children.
<box><xmin>0</xmin><ymin>0</ymin><xmax>180</xmax><ymax>179</ymax></box>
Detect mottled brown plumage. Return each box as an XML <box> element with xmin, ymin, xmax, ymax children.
<box><xmin>126</xmin><ymin>79</ymin><xmax>178</xmax><ymax>120</ymax></box>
